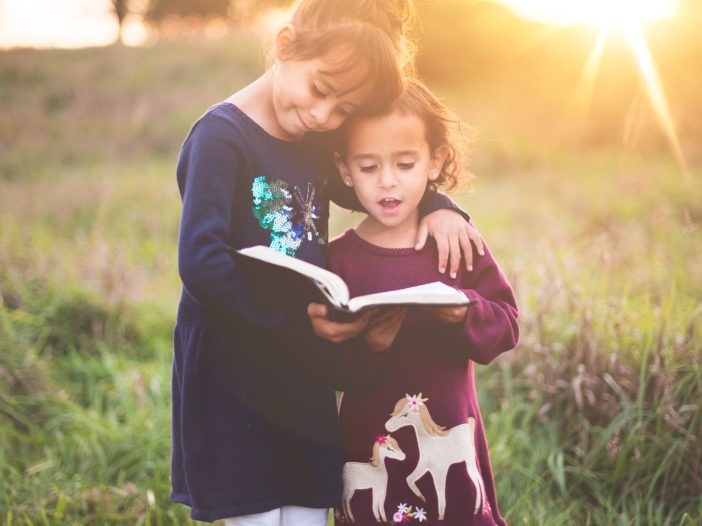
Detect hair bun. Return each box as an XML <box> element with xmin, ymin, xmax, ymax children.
<box><xmin>358</xmin><ymin>0</ymin><xmax>413</xmax><ymax>39</ymax></box>
<box><xmin>291</xmin><ymin>0</ymin><xmax>414</xmax><ymax>42</ymax></box>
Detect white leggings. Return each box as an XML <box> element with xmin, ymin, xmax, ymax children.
<box><xmin>223</xmin><ymin>506</ymin><xmax>328</xmax><ymax>526</ymax></box>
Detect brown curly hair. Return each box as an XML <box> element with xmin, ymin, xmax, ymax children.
<box><xmin>342</xmin><ymin>77</ymin><xmax>472</xmax><ymax>192</ymax></box>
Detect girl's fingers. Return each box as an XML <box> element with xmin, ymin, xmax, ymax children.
<box><xmin>308</xmin><ymin>304</ymin><xmax>374</xmax><ymax>342</ymax></box>
<box><xmin>384</xmin><ymin>307</ymin><xmax>406</xmax><ymax>323</ymax></box>
<box><xmin>467</xmin><ymin>223</ymin><xmax>485</xmax><ymax>256</ymax></box>
<box><xmin>393</xmin><ymin>308</ymin><xmax>407</xmax><ymax>325</ymax></box>
<box><xmin>353</xmin><ymin>310</ymin><xmax>374</xmax><ymax>329</ymax></box>
<box><xmin>414</xmin><ymin>221</ymin><xmax>429</xmax><ymax>250</ymax></box>
<box><xmin>334</xmin><ymin>311</ymin><xmax>372</xmax><ymax>334</ymax></box>
<box><xmin>458</xmin><ymin>228</ymin><xmax>473</xmax><ymax>272</ymax></box>
<box><xmin>434</xmin><ymin>233</ymin><xmax>449</xmax><ymax>274</ymax></box>
<box><xmin>448</xmin><ymin>231</ymin><xmax>461</xmax><ymax>279</ymax></box>
<box><xmin>385</xmin><ymin>309</ymin><xmax>406</xmax><ymax>334</ymax></box>
<box><xmin>369</xmin><ymin>309</ymin><xmax>406</xmax><ymax>334</ymax></box>
<box><xmin>368</xmin><ymin>307</ymin><xmax>406</xmax><ymax>327</ymax></box>
<box><xmin>307</xmin><ymin>302</ymin><xmax>328</xmax><ymax>318</ymax></box>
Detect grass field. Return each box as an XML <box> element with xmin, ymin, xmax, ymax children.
<box><xmin>1</xmin><ymin>32</ymin><xmax>701</xmax><ymax>525</ymax></box>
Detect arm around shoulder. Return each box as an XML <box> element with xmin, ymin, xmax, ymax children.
<box><xmin>418</xmin><ymin>189</ymin><xmax>471</xmax><ymax>222</ymax></box>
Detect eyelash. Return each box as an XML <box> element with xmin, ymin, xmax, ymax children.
<box><xmin>359</xmin><ymin>162</ymin><xmax>415</xmax><ymax>173</ymax></box>
<box><xmin>312</xmin><ymin>83</ymin><xmax>326</xmax><ymax>98</ymax></box>
<box><xmin>312</xmin><ymin>83</ymin><xmax>353</xmax><ymax>116</ymax></box>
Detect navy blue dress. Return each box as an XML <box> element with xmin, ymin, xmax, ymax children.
<box><xmin>171</xmin><ymin>102</ymin><xmax>468</xmax><ymax>522</ymax></box>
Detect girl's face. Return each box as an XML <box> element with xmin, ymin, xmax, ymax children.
<box><xmin>337</xmin><ymin>111</ymin><xmax>446</xmax><ymax>235</ymax></box>
<box><xmin>270</xmin><ymin>54</ymin><xmax>372</xmax><ymax>141</ymax></box>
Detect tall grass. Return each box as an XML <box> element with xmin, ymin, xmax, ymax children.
<box><xmin>460</xmin><ymin>164</ymin><xmax>702</xmax><ymax>523</ymax></box>
<box><xmin>2</xmin><ymin>32</ymin><xmax>701</xmax><ymax>524</ymax></box>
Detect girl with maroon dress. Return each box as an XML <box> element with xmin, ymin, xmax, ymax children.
<box><xmin>329</xmin><ymin>79</ymin><xmax>519</xmax><ymax>526</ymax></box>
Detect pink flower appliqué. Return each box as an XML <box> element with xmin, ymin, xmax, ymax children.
<box><xmin>393</xmin><ymin>503</ymin><xmax>426</xmax><ymax>524</ymax></box>
<box><xmin>405</xmin><ymin>393</ymin><xmax>427</xmax><ymax>412</ymax></box>
<box><xmin>375</xmin><ymin>434</ymin><xmax>389</xmax><ymax>446</ymax></box>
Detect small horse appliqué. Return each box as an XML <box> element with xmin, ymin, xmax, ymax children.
<box><xmin>342</xmin><ymin>435</ymin><xmax>406</xmax><ymax>522</ymax></box>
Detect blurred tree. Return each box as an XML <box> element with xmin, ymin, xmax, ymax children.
<box><xmin>231</xmin><ymin>0</ymin><xmax>290</xmax><ymax>24</ymax></box>
<box><xmin>112</xmin><ymin>0</ymin><xmax>129</xmax><ymax>44</ymax></box>
<box><xmin>145</xmin><ymin>0</ymin><xmax>233</xmax><ymax>23</ymax></box>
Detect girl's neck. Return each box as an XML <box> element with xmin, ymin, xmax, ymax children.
<box><xmin>354</xmin><ymin>214</ymin><xmax>419</xmax><ymax>249</ymax></box>
<box><xmin>226</xmin><ymin>71</ymin><xmax>296</xmax><ymax>142</ymax></box>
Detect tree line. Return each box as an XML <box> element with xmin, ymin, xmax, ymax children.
<box><xmin>111</xmin><ymin>0</ymin><xmax>287</xmax><ymax>43</ymax></box>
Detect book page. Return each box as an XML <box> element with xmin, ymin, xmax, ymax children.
<box><xmin>346</xmin><ymin>281</ymin><xmax>469</xmax><ymax>313</ymax></box>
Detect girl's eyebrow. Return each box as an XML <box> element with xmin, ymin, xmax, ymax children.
<box><xmin>351</xmin><ymin>153</ymin><xmax>380</xmax><ymax>161</ymax></box>
<box><xmin>351</xmin><ymin>150</ymin><xmax>420</xmax><ymax>161</ymax></box>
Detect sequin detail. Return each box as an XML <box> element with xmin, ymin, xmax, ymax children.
<box><xmin>251</xmin><ymin>175</ymin><xmax>326</xmax><ymax>256</ymax></box>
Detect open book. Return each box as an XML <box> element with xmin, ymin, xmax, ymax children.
<box><xmin>230</xmin><ymin>245</ymin><xmax>472</xmax><ymax>319</ymax></box>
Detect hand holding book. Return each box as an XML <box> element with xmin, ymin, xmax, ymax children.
<box><xmin>308</xmin><ymin>302</ymin><xmax>406</xmax><ymax>351</ymax></box>
<box><xmin>229</xmin><ymin>245</ymin><xmax>474</xmax><ymax>321</ymax></box>
<box><xmin>306</xmin><ymin>302</ymin><xmax>375</xmax><ymax>343</ymax></box>
<box><xmin>362</xmin><ymin>307</ymin><xmax>407</xmax><ymax>352</ymax></box>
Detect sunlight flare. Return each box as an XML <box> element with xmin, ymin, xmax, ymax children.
<box><xmin>496</xmin><ymin>0</ymin><xmax>686</xmax><ymax>174</ymax></box>
<box><xmin>620</xmin><ymin>24</ymin><xmax>688</xmax><ymax>173</ymax></box>
<box><xmin>494</xmin><ymin>0</ymin><xmax>678</xmax><ymax>27</ymax></box>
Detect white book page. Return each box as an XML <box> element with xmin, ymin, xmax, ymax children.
<box><xmin>346</xmin><ymin>281</ymin><xmax>469</xmax><ymax>313</ymax></box>
<box><xmin>237</xmin><ymin>245</ymin><xmax>350</xmax><ymax>307</ymax></box>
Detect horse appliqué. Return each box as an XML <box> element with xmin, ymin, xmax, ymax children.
<box><xmin>385</xmin><ymin>394</ymin><xmax>487</xmax><ymax>519</ymax></box>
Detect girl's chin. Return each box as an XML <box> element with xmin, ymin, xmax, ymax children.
<box><xmin>366</xmin><ymin>214</ymin><xmax>409</xmax><ymax>229</ymax></box>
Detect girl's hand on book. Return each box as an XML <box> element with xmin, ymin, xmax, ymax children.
<box><xmin>415</xmin><ymin>212</ymin><xmax>484</xmax><ymax>278</ymax></box>
<box><xmin>363</xmin><ymin>307</ymin><xmax>407</xmax><ymax>352</ymax></box>
<box><xmin>422</xmin><ymin>305</ymin><xmax>468</xmax><ymax>325</ymax></box>
<box><xmin>307</xmin><ymin>303</ymin><xmax>373</xmax><ymax>343</ymax></box>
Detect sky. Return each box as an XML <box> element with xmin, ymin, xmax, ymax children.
<box><xmin>0</xmin><ymin>0</ymin><xmax>682</xmax><ymax>49</ymax></box>
<box><xmin>0</xmin><ymin>0</ymin><xmax>145</xmax><ymax>48</ymax></box>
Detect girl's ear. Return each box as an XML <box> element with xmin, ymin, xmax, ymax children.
<box><xmin>274</xmin><ymin>24</ymin><xmax>296</xmax><ymax>61</ymax></box>
<box><xmin>429</xmin><ymin>145</ymin><xmax>449</xmax><ymax>181</ymax></box>
<box><xmin>334</xmin><ymin>152</ymin><xmax>353</xmax><ymax>187</ymax></box>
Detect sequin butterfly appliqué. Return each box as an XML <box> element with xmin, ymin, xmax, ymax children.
<box><xmin>251</xmin><ymin>175</ymin><xmax>327</xmax><ymax>256</ymax></box>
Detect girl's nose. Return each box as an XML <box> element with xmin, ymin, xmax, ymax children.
<box><xmin>379</xmin><ymin>167</ymin><xmax>398</xmax><ymax>188</ymax></box>
<box><xmin>310</xmin><ymin>101</ymin><xmax>334</xmax><ymax>127</ymax></box>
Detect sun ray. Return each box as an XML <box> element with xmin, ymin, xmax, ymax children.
<box><xmin>620</xmin><ymin>22</ymin><xmax>688</xmax><ymax>176</ymax></box>
<box><xmin>563</xmin><ymin>25</ymin><xmax>611</xmax><ymax>138</ymax></box>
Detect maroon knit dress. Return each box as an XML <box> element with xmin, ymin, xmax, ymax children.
<box><xmin>329</xmin><ymin>228</ymin><xmax>519</xmax><ymax>526</ymax></box>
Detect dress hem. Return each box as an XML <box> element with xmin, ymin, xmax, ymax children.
<box><xmin>170</xmin><ymin>490</ymin><xmax>340</xmax><ymax>522</ymax></box>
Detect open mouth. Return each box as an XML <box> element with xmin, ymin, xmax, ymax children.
<box><xmin>379</xmin><ymin>198</ymin><xmax>401</xmax><ymax>211</ymax></box>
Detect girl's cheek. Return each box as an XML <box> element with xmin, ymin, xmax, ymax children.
<box><xmin>331</xmin><ymin>114</ymin><xmax>348</xmax><ymax>130</ymax></box>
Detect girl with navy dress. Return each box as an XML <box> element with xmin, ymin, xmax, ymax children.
<box><xmin>171</xmin><ymin>2</ymin><xmax>483</xmax><ymax>524</ymax></box>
